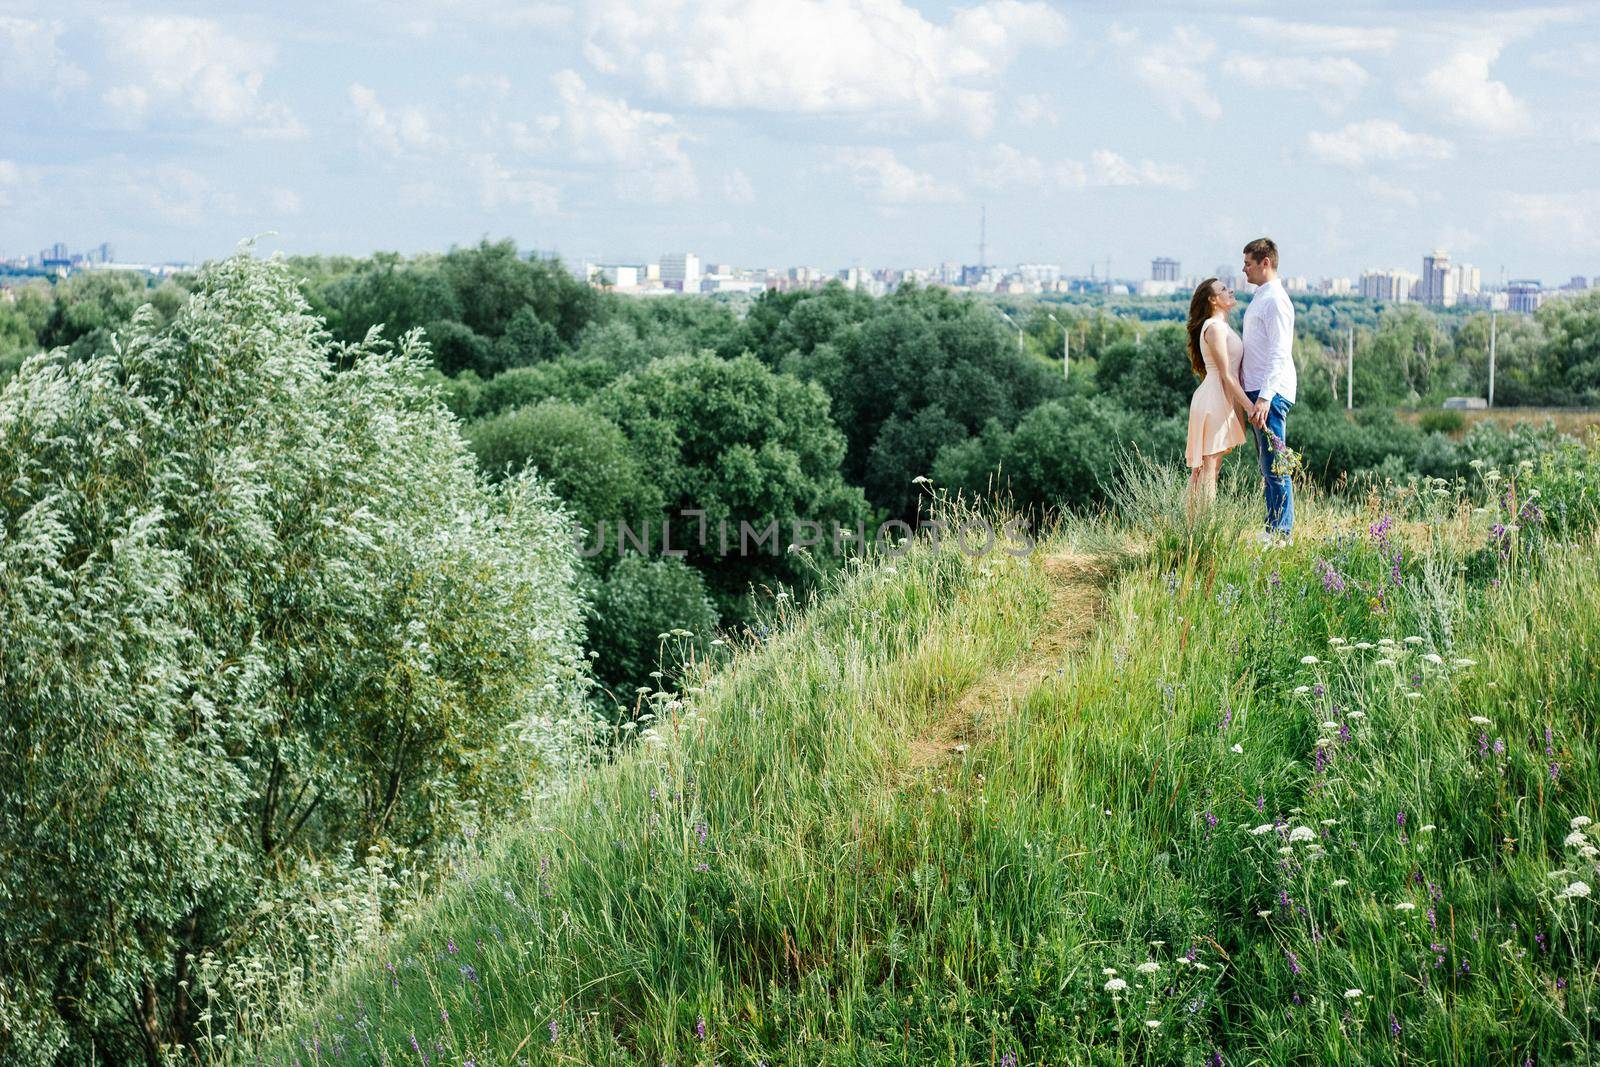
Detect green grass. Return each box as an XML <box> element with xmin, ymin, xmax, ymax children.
<box><xmin>241</xmin><ymin>474</ymin><xmax>1600</xmax><ymax>1066</ymax></box>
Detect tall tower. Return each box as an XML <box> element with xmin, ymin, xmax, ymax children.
<box><xmin>978</xmin><ymin>205</ymin><xmax>987</xmax><ymax>269</ymax></box>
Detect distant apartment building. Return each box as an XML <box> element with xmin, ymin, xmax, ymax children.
<box><xmin>1151</xmin><ymin>257</ymin><xmax>1180</xmax><ymax>282</ymax></box>
<box><xmin>1319</xmin><ymin>277</ymin><xmax>1354</xmax><ymax>295</ymax></box>
<box><xmin>1452</xmin><ymin>263</ymin><xmax>1481</xmax><ymax>297</ymax></box>
<box><xmin>1421</xmin><ymin>250</ymin><xmax>1456</xmax><ymax>307</ymax></box>
<box><xmin>1507</xmin><ymin>279</ymin><xmax>1543</xmax><ymax>314</ymax></box>
<box><xmin>1564</xmin><ymin>275</ymin><xmax>1591</xmax><ymax>291</ymax></box>
<box><xmin>1017</xmin><ymin>263</ymin><xmax>1062</xmax><ymax>287</ymax></box>
<box><xmin>659</xmin><ymin>252</ymin><xmax>700</xmax><ymax>292</ymax></box>
<box><xmin>1359</xmin><ymin>269</ymin><xmax>1418</xmax><ymax>303</ymax></box>
<box><xmin>600</xmin><ymin>265</ymin><xmax>640</xmax><ymax>289</ymax></box>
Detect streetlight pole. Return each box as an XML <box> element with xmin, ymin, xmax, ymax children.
<box><xmin>995</xmin><ymin>306</ymin><xmax>1024</xmax><ymax>353</ymax></box>
<box><xmin>1346</xmin><ymin>326</ymin><xmax>1354</xmax><ymax>410</ymax></box>
<box><xmin>1047</xmin><ymin>312</ymin><xmax>1070</xmax><ymax>381</ymax></box>
<box><xmin>1488</xmin><ymin>310</ymin><xmax>1497</xmax><ymax>408</ymax></box>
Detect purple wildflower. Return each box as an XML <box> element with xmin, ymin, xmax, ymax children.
<box><xmin>1285</xmin><ymin>949</ymin><xmax>1301</xmax><ymax>976</ymax></box>
<box><xmin>1390</xmin><ymin>1013</ymin><xmax>1402</xmax><ymax>1038</ymax></box>
<box><xmin>695</xmin><ymin>1016</ymin><xmax>708</xmax><ymax>1040</ymax></box>
<box><xmin>1001</xmin><ymin>1053</ymin><xmax>1018</xmax><ymax>1067</ymax></box>
<box><xmin>549</xmin><ymin>1020</ymin><xmax>559</xmax><ymax>1043</ymax></box>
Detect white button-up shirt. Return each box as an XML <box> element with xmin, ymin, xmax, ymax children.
<box><xmin>1241</xmin><ymin>278</ymin><xmax>1296</xmax><ymax>406</ymax></box>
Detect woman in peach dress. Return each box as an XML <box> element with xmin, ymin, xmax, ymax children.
<box><xmin>1185</xmin><ymin>277</ymin><xmax>1251</xmax><ymax>511</ymax></box>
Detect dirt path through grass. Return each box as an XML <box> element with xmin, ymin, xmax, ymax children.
<box><xmin>905</xmin><ymin>551</ymin><xmax>1114</xmax><ymax>773</ymax></box>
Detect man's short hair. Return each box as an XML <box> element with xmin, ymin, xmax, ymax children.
<box><xmin>1243</xmin><ymin>237</ymin><xmax>1278</xmax><ymax>268</ymax></box>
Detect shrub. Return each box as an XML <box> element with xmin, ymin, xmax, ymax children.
<box><xmin>464</xmin><ymin>400</ymin><xmax>662</xmax><ymax>532</ymax></box>
<box><xmin>585</xmin><ymin>555</ymin><xmax>720</xmax><ymax>701</ymax></box>
<box><xmin>475</xmin><ymin>358</ymin><xmax>618</xmax><ymax>416</ymax></box>
<box><xmin>0</xmin><ymin>251</ymin><xmax>596</xmax><ymax>1061</ymax></box>
<box><xmin>1419</xmin><ymin>408</ymin><xmax>1466</xmax><ymax>435</ymax></box>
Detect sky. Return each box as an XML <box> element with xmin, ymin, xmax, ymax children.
<box><xmin>2</xmin><ymin>0</ymin><xmax>1598</xmax><ymax>282</ymax></box>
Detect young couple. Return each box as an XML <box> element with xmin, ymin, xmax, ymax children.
<box><xmin>1184</xmin><ymin>237</ymin><xmax>1296</xmax><ymax>544</ymax></box>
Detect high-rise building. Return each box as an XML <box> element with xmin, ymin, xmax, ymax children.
<box><xmin>1452</xmin><ymin>263</ymin><xmax>1481</xmax><ymax>297</ymax></box>
<box><xmin>1151</xmin><ymin>257</ymin><xmax>1180</xmax><ymax>282</ymax></box>
<box><xmin>1421</xmin><ymin>250</ymin><xmax>1456</xmax><ymax>307</ymax></box>
<box><xmin>1359</xmin><ymin>269</ymin><xmax>1418</xmax><ymax>303</ymax></box>
<box><xmin>659</xmin><ymin>252</ymin><xmax>700</xmax><ymax>292</ymax></box>
<box><xmin>1507</xmin><ymin>279</ymin><xmax>1543</xmax><ymax>314</ymax></box>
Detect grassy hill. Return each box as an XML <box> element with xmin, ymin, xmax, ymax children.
<box><xmin>245</xmin><ymin>461</ymin><xmax>1600</xmax><ymax>1066</ymax></box>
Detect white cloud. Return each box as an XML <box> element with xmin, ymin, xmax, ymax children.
<box><xmin>464</xmin><ymin>153</ymin><xmax>562</xmax><ymax>215</ymax></box>
<box><xmin>1305</xmin><ymin>120</ymin><xmax>1455</xmax><ymax>168</ymax></box>
<box><xmin>1403</xmin><ymin>42</ymin><xmax>1529</xmax><ymax>135</ymax></box>
<box><xmin>1502</xmin><ymin>191</ymin><xmax>1600</xmax><ymax>253</ymax></box>
<box><xmin>1014</xmin><ymin>93</ymin><xmax>1057</xmax><ymax>127</ymax></box>
<box><xmin>722</xmin><ymin>168</ymin><xmax>755</xmax><ymax>204</ymax></box>
<box><xmin>1232</xmin><ymin>55</ymin><xmax>1369</xmax><ymax>110</ymax></box>
<box><xmin>268</xmin><ymin>188</ymin><xmax>302</xmax><ymax>215</ymax></box>
<box><xmin>548</xmin><ymin>69</ymin><xmax>698</xmax><ymax>202</ymax></box>
<box><xmin>1237</xmin><ymin>17</ymin><xmax>1396</xmax><ymax>54</ymax></box>
<box><xmin>1130</xmin><ymin>28</ymin><xmax>1221</xmax><ymax>122</ymax></box>
<box><xmin>823</xmin><ymin>147</ymin><xmax>959</xmax><ymax>204</ymax></box>
<box><xmin>0</xmin><ymin>17</ymin><xmax>89</xmax><ymax>93</ymax></box>
<box><xmin>581</xmin><ymin>0</ymin><xmax>1067</xmax><ymax>135</ymax></box>
<box><xmin>977</xmin><ymin>144</ymin><xmax>1190</xmax><ymax>191</ymax></box>
<box><xmin>134</xmin><ymin>165</ymin><xmax>241</xmax><ymax>226</ymax></box>
<box><xmin>0</xmin><ymin>159</ymin><xmax>20</xmax><ymax>209</ymax></box>
<box><xmin>100</xmin><ymin>16</ymin><xmax>303</xmax><ymax>138</ymax></box>
<box><xmin>1362</xmin><ymin>176</ymin><xmax>1420</xmax><ymax>209</ymax></box>
<box><xmin>349</xmin><ymin>83</ymin><xmax>441</xmax><ymax>156</ymax></box>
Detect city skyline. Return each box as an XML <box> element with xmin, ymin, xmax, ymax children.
<box><xmin>3</xmin><ymin>2</ymin><xmax>1599</xmax><ymax>278</ymax></box>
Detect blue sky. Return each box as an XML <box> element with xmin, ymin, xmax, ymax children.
<box><xmin>2</xmin><ymin>1</ymin><xmax>1597</xmax><ymax>281</ymax></box>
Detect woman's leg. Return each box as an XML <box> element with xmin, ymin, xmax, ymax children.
<box><xmin>1200</xmin><ymin>453</ymin><xmax>1223</xmax><ymax>507</ymax></box>
<box><xmin>1186</xmin><ymin>463</ymin><xmax>1204</xmax><ymax>518</ymax></box>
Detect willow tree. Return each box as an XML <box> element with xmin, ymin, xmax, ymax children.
<box><xmin>0</xmin><ymin>250</ymin><xmax>596</xmax><ymax>1063</ymax></box>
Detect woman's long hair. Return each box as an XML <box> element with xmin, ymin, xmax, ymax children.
<box><xmin>1185</xmin><ymin>278</ymin><xmax>1219</xmax><ymax>379</ymax></box>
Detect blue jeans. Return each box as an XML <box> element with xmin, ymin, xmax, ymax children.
<box><xmin>1247</xmin><ymin>390</ymin><xmax>1294</xmax><ymax>535</ymax></box>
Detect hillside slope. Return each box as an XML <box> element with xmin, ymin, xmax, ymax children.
<box><xmin>253</xmin><ymin>475</ymin><xmax>1600</xmax><ymax>1066</ymax></box>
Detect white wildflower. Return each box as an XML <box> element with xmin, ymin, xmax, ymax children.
<box><xmin>1321</xmin><ymin>819</ymin><xmax>1340</xmax><ymax>826</ymax></box>
<box><xmin>1469</xmin><ymin>716</ymin><xmax>1491</xmax><ymax>726</ymax></box>
<box><xmin>1333</xmin><ymin>878</ymin><xmax>1350</xmax><ymax>887</ymax></box>
<box><xmin>1294</xmin><ymin>685</ymin><xmax>1311</xmax><ymax>694</ymax></box>
<box><xmin>1103</xmin><ymin>967</ymin><xmax>1118</xmax><ymax>975</ymax></box>
<box><xmin>1420</xmin><ymin>824</ymin><xmax>1437</xmax><ymax>833</ymax></box>
<box><xmin>1580</xmin><ymin>845</ymin><xmax>1599</xmax><ymax>860</ymax></box>
<box><xmin>1279</xmin><ymin>845</ymin><xmax>1294</xmax><ymax>856</ymax></box>
<box><xmin>1348</xmin><ymin>710</ymin><xmax>1366</xmax><ymax>719</ymax></box>
<box><xmin>1404</xmin><ymin>636</ymin><xmax>1424</xmax><ymax>645</ymax></box>
<box><xmin>1345</xmin><ymin>988</ymin><xmax>1363</xmax><ymax>999</ymax></box>
<box><xmin>1145</xmin><ymin>1019</ymin><xmax>1161</xmax><ymax>1029</ymax></box>
<box><xmin>1395</xmin><ymin>902</ymin><xmax>1416</xmax><ymax>911</ymax></box>
<box><xmin>1289</xmin><ymin>826</ymin><xmax>1316</xmax><ymax>843</ymax></box>
<box><xmin>1565</xmin><ymin>831</ymin><xmax>1588</xmax><ymax>848</ymax></box>
<box><xmin>1136</xmin><ymin>961</ymin><xmax>1161</xmax><ymax>974</ymax></box>
<box><xmin>1329</xmin><ymin>637</ymin><xmax>1346</xmax><ymax>646</ymax></box>
<box><xmin>1572</xmin><ymin>816</ymin><xmax>1593</xmax><ymax>829</ymax></box>
<box><xmin>1321</xmin><ymin>721</ymin><xmax>1340</xmax><ymax>731</ymax></box>
<box><xmin>1405</xmin><ymin>691</ymin><xmax>1423</xmax><ymax>700</ymax></box>
<box><xmin>1257</xmin><ymin>910</ymin><xmax>1272</xmax><ymax>918</ymax></box>
<box><xmin>1377</xmin><ymin>638</ymin><xmax>1395</xmax><ymax>647</ymax></box>
<box><xmin>1452</xmin><ymin>658</ymin><xmax>1476</xmax><ymax>667</ymax></box>
<box><xmin>1251</xmin><ymin>824</ymin><xmax>1276</xmax><ymax>836</ymax></box>
<box><xmin>1301</xmin><ymin>655</ymin><xmax>1320</xmax><ymax>665</ymax></box>
<box><xmin>1104</xmin><ymin>977</ymin><xmax>1128</xmax><ymax>992</ymax></box>
<box><xmin>1355</xmin><ymin>642</ymin><xmax>1373</xmax><ymax>650</ymax></box>
<box><xmin>1192</xmin><ymin>961</ymin><xmax>1210</xmax><ymax>970</ymax></box>
<box><xmin>1422</xmin><ymin>653</ymin><xmax>1444</xmax><ymax>665</ymax></box>
<box><xmin>1375</xmin><ymin>658</ymin><xmax>1396</xmax><ymax>667</ymax></box>
<box><xmin>1231</xmin><ymin>743</ymin><xmax>1244</xmax><ymax>754</ymax></box>
<box><xmin>1559</xmin><ymin>881</ymin><xmax>1592</xmax><ymax>900</ymax></box>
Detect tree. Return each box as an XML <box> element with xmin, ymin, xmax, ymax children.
<box><xmin>0</xmin><ymin>251</ymin><xmax>594</xmax><ymax>1062</ymax></box>
<box><xmin>585</xmin><ymin>556</ymin><xmax>719</xmax><ymax>699</ymax></box>
<box><xmin>600</xmin><ymin>353</ymin><xmax>868</xmax><ymax>622</ymax></box>
<box><xmin>1536</xmin><ymin>291</ymin><xmax>1600</xmax><ymax>404</ymax></box>
<box><xmin>1088</xmin><ymin>323</ymin><xmax>1193</xmax><ymax>418</ymax></box>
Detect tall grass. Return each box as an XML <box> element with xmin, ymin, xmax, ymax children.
<box><xmin>1105</xmin><ymin>450</ymin><xmax>1257</xmax><ymax>572</ymax></box>
<box><xmin>244</xmin><ymin>468</ymin><xmax>1600</xmax><ymax>1066</ymax></box>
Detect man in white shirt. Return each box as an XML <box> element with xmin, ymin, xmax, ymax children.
<box><xmin>1239</xmin><ymin>237</ymin><xmax>1296</xmax><ymax>540</ymax></box>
